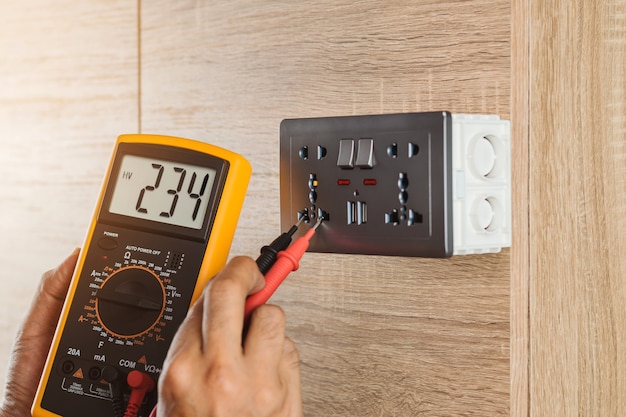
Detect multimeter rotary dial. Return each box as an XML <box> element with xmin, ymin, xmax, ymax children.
<box><xmin>95</xmin><ymin>266</ymin><xmax>166</xmax><ymax>338</ymax></box>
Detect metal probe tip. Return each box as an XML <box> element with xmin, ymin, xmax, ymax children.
<box><xmin>312</xmin><ymin>216</ymin><xmax>324</xmax><ymax>230</ymax></box>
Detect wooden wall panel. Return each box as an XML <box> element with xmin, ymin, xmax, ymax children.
<box><xmin>0</xmin><ymin>1</ymin><xmax>138</xmax><ymax>395</ymax></box>
<box><xmin>529</xmin><ymin>0</ymin><xmax>626</xmax><ymax>415</ymax></box>
<box><xmin>1</xmin><ymin>1</ymin><xmax>623</xmax><ymax>415</ymax></box>
<box><xmin>141</xmin><ymin>1</ymin><xmax>511</xmax><ymax>415</ymax></box>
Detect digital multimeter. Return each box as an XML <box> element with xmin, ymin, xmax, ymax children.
<box><xmin>32</xmin><ymin>134</ymin><xmax>251</xmax><ymax>417</ymax></box>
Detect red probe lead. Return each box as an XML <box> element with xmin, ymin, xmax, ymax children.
<box><xmin>244</xmin><ymin>217</ymin><xmax>322</xmax><ymax>319</ymax></box>
<box><xmin>124</xmin><ymin>370</ymin><xmax>155</xmax><ymax>417</ymax></box>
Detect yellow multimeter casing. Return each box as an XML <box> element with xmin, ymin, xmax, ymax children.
<box><xmin>32</xmin><ymin>134</ymin><xmax>251</xmax><ymax>417</ymax></box>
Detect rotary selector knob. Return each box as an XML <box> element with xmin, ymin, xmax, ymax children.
<box><xmin>95</xmin><ymin>266</ymin><xmax>165</xmax><ymax>338</ymax></box>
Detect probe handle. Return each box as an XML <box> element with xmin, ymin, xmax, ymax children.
<box><xmin>244</xmin><ymin>228</ymin><xmax>315</xmax><ymax>318</ymax></box>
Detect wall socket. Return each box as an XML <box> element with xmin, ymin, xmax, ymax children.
<box><xmin>279</xmin><ymin>112</ymin><xmax>510</xmax><ymax>258</ymax></box>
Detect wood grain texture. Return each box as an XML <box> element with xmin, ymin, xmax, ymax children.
<box><xmin>140</xmin><ymin>1</ymin><xmax>511</xmax><ymax>415</ymax></box>
<box><xmin>511</xmin><ymin>0</ymin><xmax>530</xmax><ymax>416</ymax></box>
<box><xmin>0</xmin><ymin>0</ymin><xmax>138</xmax><ymax>395</ymax></box>
<box><xmin>1</xmin><ymin>1</ymin><xmax>622</xmax><ymax>415</ymax></box>
<box><xmin>529</xmin><ymin>0</ymin><xmax>626</xmax><ymax>415</ymax></box>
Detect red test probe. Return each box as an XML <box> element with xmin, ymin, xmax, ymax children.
<box><xmin>245</xmin><ymin>217</ymin><xmax>322</xmax><ymax>319</ymax></box>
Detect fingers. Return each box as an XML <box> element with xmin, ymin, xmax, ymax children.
<box><xmin>244</xmin><ymin>307</ymin><xmax>303</xmax><ymax>415</ymax></box>
<box><xmin>279</xmin><ymin>338</ymin><xmax>304</xmax><ymax>417</ymax></box>
<box><xmin>21</xmin><ymin>248</ymin><xmax>79</xmax><ymax>340</ymax></box>
<box><xmin>39</xmin><ymin>247</ymin><xmax>80</xmax><ymax>304</ymax></box>
<box><xmin>19</xmin><ymin>248</ymin><xmax>79</xmax><ymax>343</ymax></box>
<box><xmin>168</xmin><ymin>256</ymin><xmax>265</xmax><ymax>357</ymax></box>
<box><xmin>158</xmin><ymin>255</ymin><xmax>303</xmax><ymax>417</ymax></box>
<box><xmin>201</xmin><ymin>256</ymin><xmax>265</xmax><ymax>353</ymax></box>
<box><xmin>244</xmin><ymin>305</ymin><xmax>287</xmax><ymax>370</ymax></box>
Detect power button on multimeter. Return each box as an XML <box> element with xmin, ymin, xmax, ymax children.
<box><xmin>98</xmin><ymin>237</ymin><xmax>118</xmax><ymax>250</ymax></box>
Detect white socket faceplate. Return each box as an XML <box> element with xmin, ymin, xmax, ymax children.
<box><xmin>451</xmin><ymin>114</ymin><xmax>511</xmax><ymax>255</ymax></box>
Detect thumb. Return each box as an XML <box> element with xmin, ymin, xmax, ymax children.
<box><xmin>38</xmin><ymin>247</ymin><xmax>80</xmax><ymax>305</ymax></box>
<box><xmin>0</xmin><ymin>249</ymin><xmax>80</xmax><ymax>416</ymax></box>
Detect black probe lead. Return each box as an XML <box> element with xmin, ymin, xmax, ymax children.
<box><xmin>255</xmin><ymin>217</ymin><xmax>304</xmax><ymax>274</ymax></box>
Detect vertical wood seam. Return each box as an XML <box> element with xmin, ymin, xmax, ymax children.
<box><xmin>511</xmin><ymin>0</ymin><xmax>531</xmax><ymax>415</ymax></box>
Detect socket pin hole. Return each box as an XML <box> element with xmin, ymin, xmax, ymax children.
<box><xmin>317</xmin><ymin>145</ymin><xmax>327</xmax><ymax>160</ymax></box>
<box><xmin>299</xmin><ymin>146</ymin><xmax>309</xmax><ymax>160</ymax></box>
<box><xmin>317</xmin><ymin>208</ymin><xmax>329</xmax><ymax>221</ymax></box>
<box><xmin>408</xmin><ymin>142</ymin><xmax>419</xmax><ymax>158</ymax></box>
<box><xmin>308</xmin><ymin>173</ymin><xmax>318</xmax><ymax>189</ymax></box>
<box><xmin>407</xmin><ymin>209</ymin><xmax>423</xmax><ymax>225</ymax></box>
<box><xmin>398</xmin><ymin>173</ymin><xmax>409</xmax><ymax>190</ymax></box>
<box><xmin>297</xmin><ymin>209</ymin><xmax>310</xmax><ymax>223</ymax></box>
<box><xmin>385</xmin><ymin>209</ymin><xmax>400</xmax><ymax>225</ymax></box>
<box><xmin>309</xmin><ymin>191</ymin><xmax>317</xmax><ymax>204</ymax></box>
<box><xmin>387</xmin><ymin>143</ymin><xmax>398</xmax><ymax>158</ymax></box>
<box><xmin>399</xmin><ymin>191</ymin><xmax>408</xmax><ymax>204</ymax></box>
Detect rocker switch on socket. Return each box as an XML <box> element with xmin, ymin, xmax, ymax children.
<box><xmin>355</xmin><ymin>139</ymin><xmax>376</xmax><ymax>168</ymax></box>
<box><xmin>337</xmin><ymin>139</ymin><xmax>355</xmax><ymax>168</ymax></box>
<box><xmin>280</xmin><ymin>112</ymin><xmax>511</xmax><ymax>258</ymax></box>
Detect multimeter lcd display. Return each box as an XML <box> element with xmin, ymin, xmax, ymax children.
<box><xmin>108</xmin><ymin>154</ymin><xmax>217</xmax><ymax>230</ymax></box>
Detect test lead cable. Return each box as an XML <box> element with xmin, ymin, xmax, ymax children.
<box><xmin>245</xmin><ymin>217</ymin><xmax>323</xmax><ymax>319</ymax></box>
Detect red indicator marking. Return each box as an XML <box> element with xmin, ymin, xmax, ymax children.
<box><xmin>337</xmin><ymin>179</ymin><xmax>351</xmax><ymax>186</ymax></box>
<box><xmin>363</xmin><ymin>179</ymin><xmax>377</xmax><ymax>186</ymax></box>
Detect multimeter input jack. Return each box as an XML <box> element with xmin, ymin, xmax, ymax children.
<box><xmin>61</xmin><ymin>360</ymin><xmax>75</xmax><ymax>375</ymax></box>
<box><xmin>88</xmin><ymin>366</ymin><xmax>103</xmax><ymax>381</ymax></box>
<box><xmin>101</xmin><ymin>366</ymin><xmax>128</xmax><ymax>417</ymax></box>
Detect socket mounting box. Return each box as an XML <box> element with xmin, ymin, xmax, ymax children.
<box><xmin>279</xmin><ymin>112</ymin><xmax>511</xmax><ymax>257</ymax></box>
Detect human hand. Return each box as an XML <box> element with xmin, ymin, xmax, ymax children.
<box><xmin>0</xmin><ymin>249</ymin><xmax>79</xmax><ymax>417</ymax></box>
<box><xmin>157</xmin><ymin>256</ymin><xmax>303</xmax><ymax>417</ymax></box>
